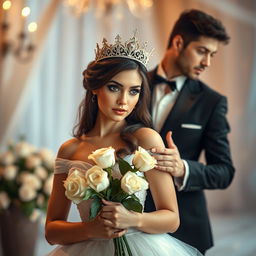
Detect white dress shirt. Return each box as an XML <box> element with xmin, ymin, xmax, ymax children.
<box><xmin>152</xmin><ymin>64</ymin><xmax>189</xmax><ymax>191</ymax></box>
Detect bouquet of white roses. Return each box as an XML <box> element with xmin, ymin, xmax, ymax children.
<box><xmin>63</xmin><ymin>146</ymin><xmax>157</xmax><ymax>256</ymax></box>
<box><xmin>0</xmin><ymin>139</ymin><xmax>54</xmax><ymax>222</ymax></box>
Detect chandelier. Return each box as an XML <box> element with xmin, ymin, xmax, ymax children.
<box><xmin>65</xmin><ymin>0</ymin><xmax>153</xmax><ymax>17</ymax></box>
<box><xmin>1</xmin><ymin>0</ymin><xmax>38</xmax><ymax>61</ymax></box>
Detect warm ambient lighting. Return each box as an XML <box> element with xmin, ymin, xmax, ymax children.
<box><xmin>65</xmin><ymin>0</ymin><xmax>153</xmax><ymax>17</ymax></box>
<box><xmin>1</xmin><ymin>2</ymin><xmax>37</xmax><ymax>61</ymax></box>
<box><xmin>2</xmin><ymin>0</ymin><xmax>12</xmax><ymax>10</ymax></box>
<box><xmin>21</xmin><ymin>6</ymin><xmax>30</xmax><ymax>17</ymax></box>
<box><xmin>28</xmin><ymin>22</ymin><xmax>37</xmax><ymax>33</ymax></box>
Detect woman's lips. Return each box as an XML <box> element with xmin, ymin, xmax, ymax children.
<box><xmin>112</xmin><ymin>108</ymin><xmax>127</xmax><ymax>115</ymax></box>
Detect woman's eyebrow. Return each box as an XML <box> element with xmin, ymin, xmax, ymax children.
<box><xmin>107</xmin><ymin>80</ymin><xmax>142</xmax><ymax>88</ymax></box>
<box><xmin>108</xmin><ymin>80</ymin><xmax>123</xmax><ymax>86</ymax></box>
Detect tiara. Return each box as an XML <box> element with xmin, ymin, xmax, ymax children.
<box><xmin>95</xmin><ymin>31</ymin><xmax>153</xmax><ymax>68</ymax></box>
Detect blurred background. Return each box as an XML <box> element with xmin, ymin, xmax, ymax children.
<box><xmin>0</xmin><ymin>0</ymin><xmax>256</xmax><ymax>255</ymax></box>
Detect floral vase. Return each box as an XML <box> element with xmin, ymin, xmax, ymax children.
<box><xmin>0</xmin><ymin>205</ymin><xmax>39</xmax><ymax>256</ymax></box>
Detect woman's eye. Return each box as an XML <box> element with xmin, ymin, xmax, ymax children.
<box><xmin>130</xmin><ymin>89</ymin><xmax>141</xmax><ymax>96</ymax></box>
<box><xmin>107</xmin><ymin>85</ymin><xmax>119</xmax><ymax>92</ymax></box>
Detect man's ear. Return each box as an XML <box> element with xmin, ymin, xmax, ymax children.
<box><xmin>173</xmin><ymin>35</ymin><xmax>184</xmax><ymax>52</ymax></box>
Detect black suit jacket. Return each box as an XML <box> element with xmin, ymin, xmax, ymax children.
<box><xmin>145</xmin><ymin>68</ymin><xmax>235</xmax><ymax>253</ymax></box>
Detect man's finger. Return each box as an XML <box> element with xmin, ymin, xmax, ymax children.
<box><xmin>166</xmin><ymin>131</ymin><xmax>176</xmax><ymax>149</ymax></box>
<box><xmin>154</xmin><ymin>165</ymin><xmax>175</xmax><ymax>173</ymax></box>
<box><xmin>153</xmin><ymin>154</ymin><xmax>176</xmax><ymax>161</ymax></box>
<box><xmin>156</xmin><ymin>160</ymin><xmax>175</xmax><ymax>167</ymax></box>
<box><xmin>151</xmin><ymin>147</ymin><xmax>176</xmax><ymax>155</ymax></box>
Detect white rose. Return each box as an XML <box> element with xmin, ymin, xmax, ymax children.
<box><xmin>0</xmin><ymin>191</ymin><xmax>10</xmax><ymax>209</ymax></box>
<box><xmin>20</xmin><ymin>173</ymin><xmax>41</xmax><ymax>190</ymax></box>
<box><xmin>38</xmin><ymin>148</ymin><xmax>55</xmax><ymax>168</ymax></box>
<box><xmin>88</xmin><ymin>147</ymin><xmax>115</xmax><ymax>169</ymax></box>
<box><xmin>86</xmin><ymin>166</ymin><xmax>109</xmax><ymax>192</ymax></box>
<box><xmin>15</xmin><ymin>141</ymin><xmax>35</xmax><ymax>157</ymax></box>
<box><xmin>19</xmin><ymin>185</ymin><xmax>37</xmax><ymax>201</ymax></box>
<box><xmin>25</xmin><ymin>155</ymin><xmax>42</xmax><ymax>169</ymax></box>
<box><xmin>132</xmin><ymin>146</ymin><xmax>157</xmax><ymax>172</ymax></box>
<box><xmin>64</xmin><ymin>169</ymin><xmax>88</xmax><ymax>204</ymax></box>
<box><xmin>35</xmin><ymin>166</ymin><xmax>48</xmax><ymax>180</ymax></box>
<box><xmin>3</xmin><ymin>165</ymin><xmax>18</xmax><ymax>180</ymax></box>
<box><xmin>0</xmin><ymin>151</ymin><xmax>15</xmax><ymax>165</ymax></box>
<box><xmin>121</xmin><ymin>171</ymin><xmax>148</xmax><ymax>195</ymax></box>
<box><xmin>44</xmin><ymin>174</ymin><xmax>54</xmax><ymax>196</ymax></box>
<box><xmin>29</xmin><ymin>209</ymin><xmax>41</xmax><ymax>222</ymax></box>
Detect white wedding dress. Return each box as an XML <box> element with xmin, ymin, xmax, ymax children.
<box><xmin>46</xmin><ymin>156</ymin><xmax>202</xmax><ymax>256</ymax></box>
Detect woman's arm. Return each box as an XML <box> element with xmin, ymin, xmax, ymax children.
<box><xmin>139</xmin><ymin>168</ymin><xmax>179</xmax><ymax>233</ymax></box>
<box><xmin>100</xmin><ymin>128</ymin><xmax>180</xmax><ymax>234</ymax></box>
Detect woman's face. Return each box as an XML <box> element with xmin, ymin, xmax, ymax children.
<box><xmin>94</xmin><ymin>69</ymin><xmax>142</xmax><ymax>123</ymax></box>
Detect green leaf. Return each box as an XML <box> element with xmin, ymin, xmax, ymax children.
<box><xmin>118</xmin><ymin>158</ymin><xmax>133</xmax><ymax>175</ymax></box>
<box><xmin>122</xmin><ymin>198</ymin><xmax>143</xmax><ymax>213</ymax></box>
<box><xmin>83</xmin><ymin>188</ymin><xmax>100</xmax><ymax>200</ymax></box>
<box><xmin>106</xmin><ymin>179</ymin><xmax>122</xmax><ymax>201</ymax></box>
<box><xmin>111</xmin><ymin>191</ymin><xmax>129</xmax><ymax>202</ymax></box>
<box><xmin>130</xmin><ymin>193</ymin><xmax>140</xmax><ymax>202</ymax></box>
<box><xmin>83</xmin><ymin>188</ymin><xmax>93</xmax><ymax>200</ymax></box>
<box><xmin>106</xmin><ymin>187</ymin><xmax>112</xmax><ymax>200</ymax></box>
<box><xmin>104</xmin><ymin>167</ymin><xmax>113</xmax><ymax>181</ymax></box>
<box><xmin>89</xmin><ymin>198</ymin><xmax>102</xmax><ymax>220</ymax></box>
<box><xmin>111</xmin><ymin>179</ymin><xmax>121</xmax><ymax>193</ymax></box>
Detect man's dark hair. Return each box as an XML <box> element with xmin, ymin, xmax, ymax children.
<box><xmin>167</xmin><ymin>9</ymin><xmax>230</xmax><ymax>49</ymax></box>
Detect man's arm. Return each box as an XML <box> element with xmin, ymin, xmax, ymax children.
<box><xmin>151</xmin><ymin>96</ymin><xmax>235</xmax><ymax>191</ymax></box>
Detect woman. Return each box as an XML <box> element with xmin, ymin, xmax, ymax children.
<box><xmin>45</xmin><ymin>34</ymin><xmax>201</xmax><ymax>256</ymax></box>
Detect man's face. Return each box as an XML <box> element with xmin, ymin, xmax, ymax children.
<box><xmin>176</xmin><ymin>36</ymin><xmax>219</xmax><ymax>79</ymax></box>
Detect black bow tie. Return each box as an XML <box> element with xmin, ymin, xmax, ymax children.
<box><xmin>155</xmin><ymin>75</ymin><xmax>177</xmax><ymax>91</ymax></box>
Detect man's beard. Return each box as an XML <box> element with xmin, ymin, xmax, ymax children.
<box><xmin>175</xmin><ymin>50</ymin><xmax>200</xmax><ymax>80</ymax></box>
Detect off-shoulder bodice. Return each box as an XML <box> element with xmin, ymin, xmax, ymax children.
<box><xmin>54</xmin><ymin>155</ymin><xmax>147</xmax><ymax>222</ymax></box>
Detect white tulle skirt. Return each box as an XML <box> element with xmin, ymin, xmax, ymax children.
<box><xmin>46</xmin><ymin>229</ymin><xmax>202</xmax><ymax>256</ymax></box>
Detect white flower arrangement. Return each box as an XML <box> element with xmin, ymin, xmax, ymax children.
<box><xmin>0</xmin><ymin>139</ymin><xmax>54</xmax><ymax>222</ymax></box>
<box><xmin>63</xmin><ymin>146</ymin><xmax>157</xmax><ymax>256</ymax></box>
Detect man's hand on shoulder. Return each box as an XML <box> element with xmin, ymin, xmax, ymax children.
<box><xmin>151</xmin><ymin>131</ymin><xmax>185</xmax><ymax>178</ymax></box>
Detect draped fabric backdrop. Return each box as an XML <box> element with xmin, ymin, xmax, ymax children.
<box><xmin>0</xmin><ymin>0</ymin><xmax>256</xmax><ymax>215</ymax></box>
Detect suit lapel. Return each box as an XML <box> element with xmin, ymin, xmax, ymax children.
<box><xmin>160</xmin><ymin>79</ymin><xmax>203</xmax><ymax>142</ymax></box>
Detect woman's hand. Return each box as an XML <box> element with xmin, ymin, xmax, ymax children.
<box><xmin>89</xmin><ymin>213</ymin><xmax>127</xmax><ymax>239</ymax></box>
<box><xmin>100</xmin><ymin>199</ymin><xmax>140</xmax><ymax>230</ymax></box>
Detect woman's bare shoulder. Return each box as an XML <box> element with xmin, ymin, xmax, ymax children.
<box><xmin>57</xmin><ymin>138</ymin><xmax>81</xmax><ymax>159</ymax></box>
<box><xmin>133</xmin><ymin>127</ymin><xmax>165</xmax><ymax>150</ymax></box>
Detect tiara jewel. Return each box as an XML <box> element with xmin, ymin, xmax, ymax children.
<box><xmin>95</xmin><ymin>31</ymin><xmax>153</xmax><ymax>68</ymax></box>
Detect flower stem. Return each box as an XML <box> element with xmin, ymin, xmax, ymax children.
<box><xmin>114</xmin><ymin>238</ymin><xmax>121</xmax><ymax>256</ymax></box>
<box><xmin>114</xmin><ymin>237</ymin><xmax>130</xmax><ymax>256</ymax></box>
<box><xmin>122</xmin><ymin>235</ymin><xmax>133</xmax><ymax>256</ymax></box>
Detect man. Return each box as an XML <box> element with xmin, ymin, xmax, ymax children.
<box><xmin>145</xmin><ymin>9</ymin><xmax>235</xmax><ymax>254</ymax></box>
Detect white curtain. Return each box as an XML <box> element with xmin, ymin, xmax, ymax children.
<box><xmin>0</xmin><ymin>0</ymin><xmax>62</xmax><ymax>150</ymax></box>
